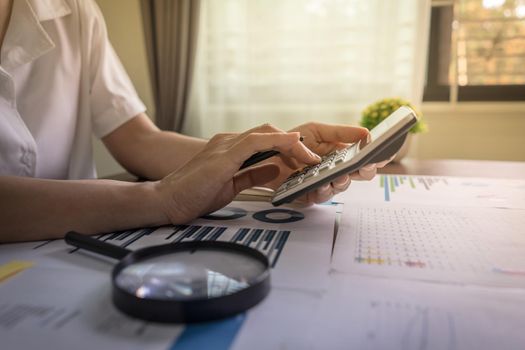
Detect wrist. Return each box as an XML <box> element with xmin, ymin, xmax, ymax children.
<box><xmin>151</xmin><ymin>177</ymin><xmax>200</xmax><ymax>225</ymax></box>
<box><xmin>131</xmin><ymin>181</ymin><xmax>171</xmax><ymax>227</ymax></box>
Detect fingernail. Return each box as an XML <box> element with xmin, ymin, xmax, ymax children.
<box><xmin>334</xmin><ymin>177</ymin><xmax>349</xmax><ymax>186</ymax></box>
<box><xmin>310</xmin><ymin>150</ymin><xmax>321</xmax><ymax>160</ymax></box>
<box><xmin>362</xmin><ymin>164</ymin><xmax>376</xmax><ymax>171</ymax></box>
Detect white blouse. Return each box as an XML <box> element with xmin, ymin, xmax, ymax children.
<box><xmin>0</xmin><ymin>0</ymin><xmax>145</xmax><ymax>179</ymax></box>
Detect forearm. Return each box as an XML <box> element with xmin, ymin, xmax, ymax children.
<box><xmin>103</xmin><ymin>113</ymin><xmax>207</xmax><ymax>180</ymax></box>
<box><xmin>122</xmin><ymin>130</ymin><xmax>206</xmax><ymax>180</ymax></box>
<box><xmin>0</xmin><ymin>176</ymin><xmax>168</xmax><ymax>243</ymax></box>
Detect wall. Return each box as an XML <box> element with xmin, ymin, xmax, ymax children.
<box><xmin>93</xmin><ymin>0</ymin><xmax>155</xmax><ymax>177</ymax></box>
<box><xmin>413</xmin><ymin>102</ymin><xmax>525</xmax><ymax>161</ymax></box>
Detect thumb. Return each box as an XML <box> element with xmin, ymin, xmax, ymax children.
<box><xmin>233</xmin><ymin>164</ymin><xmax>280</xmax><ymax>193</ymax></box>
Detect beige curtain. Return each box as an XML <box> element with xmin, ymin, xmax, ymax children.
<box><xmin>141</xmin><ymin>0</ymin><xmax>200</xmax><ymax>132</ymax></box>
<box><xmin>186</xmin><ymin>0</ymin><xmax>430</xmax><ymax>138</ymax></box>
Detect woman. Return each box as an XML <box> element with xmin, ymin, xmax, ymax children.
<box><xmin>0</xmin><ymin>0</ymin><xmax>385</xmax><ymax>242</ymax></box>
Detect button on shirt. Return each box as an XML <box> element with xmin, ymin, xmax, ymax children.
<box><xmin>0</xmin><ymin>0</ymin><xmax>146</xmax><ymax>179</ymax></box>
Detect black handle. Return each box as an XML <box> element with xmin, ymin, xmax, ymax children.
<box><xmin>65</xmin><ymin>231</ymin><xmax>131</xmax><ymax>260</ymax></box>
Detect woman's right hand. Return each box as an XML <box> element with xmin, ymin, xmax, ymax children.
<box><xmin>153</xmin><ymin>124</ymin><xmax>321</xmax><ymax>225</ymax></box>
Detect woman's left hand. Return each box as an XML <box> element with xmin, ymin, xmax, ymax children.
<box><xmin>262</xmin><ymin>122</ymin><xmax>393</xmax><ymax>205</ymax></box>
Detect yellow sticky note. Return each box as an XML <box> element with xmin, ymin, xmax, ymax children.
<box><xmin>0</xmin><ymin>260</ymin><xmax>34</xmax><ymax>284</ymax></box>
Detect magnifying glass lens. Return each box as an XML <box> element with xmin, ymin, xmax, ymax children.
<box><xmin>115</xmin><ymin>248</ymin><xmax>267</xmax><ymax>301</ymax></box>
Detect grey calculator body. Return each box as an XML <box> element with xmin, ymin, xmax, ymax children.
<box><xmin>271</xmin><ymin>106</ymin><xmax>418</xmax><ymax>206</ymax></box>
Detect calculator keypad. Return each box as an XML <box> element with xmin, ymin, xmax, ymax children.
<box><xmin>275</xmin><ymin>145</ymin><xmax>355</xmax><ymax>195</ymax></box>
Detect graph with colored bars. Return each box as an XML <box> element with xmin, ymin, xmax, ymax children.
<box><xmin>380</xmin><ymin>175</ymin><xmax>449</xmax><ymax>201</ymax></box>
<box><xmin>56</xmin><ymin>225</ymin><xmax>290</xmax><ymax>269</ymax></box>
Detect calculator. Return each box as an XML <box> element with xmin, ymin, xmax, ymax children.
<box><xmin>271</xmin><ymin>106</ymin><xmax>418</xmax><ymax>206</ymax></box>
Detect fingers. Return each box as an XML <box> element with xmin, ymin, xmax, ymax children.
<box><xmin>349</xmin><ymin>163</ymin><xmax>377</xmax><ymax>181</ymax></box>
<box><xmin>332</xmin><ymin>174</ymin><xmax>351</xmax><ymax>192</ymax></box>
<box><xmin>236</xmin><ymin>123</ymin><xmax>284</xmax><ymax>139</ymax></box>
<box><xmin>229</xmin><ymin>125</ymin><xmax>321</xmax><ymax>167</ymax></box>
<box><xmin>376</xmin><ymin>154</ymin><xmax>396</xmax><ymax>168</ymax></box>
<box><xmin>302</xmin><ymin>122</ymin><xmax>369</xmax><ymax>144</ymax></box>
<box><xmin>277</xmin><ymin>153</ymin><xmax>301</xmax><ymax>170</ymax></box>
<box><xmin>313</xmin><ymin>183</ymin><xmax>334</xmax><ymax>203</ymax></box>
<box><xmin>229</xmin><ymin>132</ymin><xmax>297</xmax><ymax>164</ymax></box>
<box><xmin>297</xmin><ymin>162</ymin><xmax>376</xmax><ymax>207</ymax></box>
<box><xmin>286</xmin><ymin>139</ymin><xmax>322</xmax><ymax>165</ymax></box>
<box><xmin>294</xmin><ymin>175</ymin><xmax>351</xmax><ymax>205</ymax></box>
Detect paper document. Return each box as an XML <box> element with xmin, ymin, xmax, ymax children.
<box><xmin>309</xmin><ymin>274</ymin><xmax>525</xmax><ymax>350</ymax></box>
<box><xmin>0</xmin><ymin>201</ymin><xmax>335</xmax><ymax>291</ymax></box>
<box><xmin>0</xmin><ymin>266</ymin><xmax>180</xmax><ymax>350</ymax></box>
<box><xmin>231</xmin><ymin>286</ymin><xmax>322</xmax><ymax>350</ymax></box>
<box><xmin>334</xmin><ymin>174</ymin><xmax>525</xmax><ymax>209</ymax></box>
<box><xmin>327</xmin><ymin>174</ymin><xmax>525</xmax><ymax>348</ymax></box>
<box><xmin>332</xmin><ymin>202</ymin><xmax>525</xmax><ymax>287</ymax></box>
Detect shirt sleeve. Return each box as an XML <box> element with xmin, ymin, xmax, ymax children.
<box><xmin>81</xmin><ymin>0</ymin><xmax>147</xmax><ymax>139</ymax></box>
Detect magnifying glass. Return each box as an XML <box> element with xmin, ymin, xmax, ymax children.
<box><xmin>65</xmin><ymin>231</ymin><xmax>271</xmax><ymax>323</ymax></box>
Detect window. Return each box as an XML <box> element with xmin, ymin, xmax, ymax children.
<box><xmin>424</xmin><ymin>0</ymin><xmax>525</xmax><ymax>102</ymax></box>
<box><xmin>187</xmin><ymin>0</ymin><xmax>430</xmax><ymax>137</ymax></box>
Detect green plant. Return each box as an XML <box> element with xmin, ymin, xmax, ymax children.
<box><xmin>360</xmin><ymin>98</ymin><xmax>427</xmax><ymax>134</ymax></box>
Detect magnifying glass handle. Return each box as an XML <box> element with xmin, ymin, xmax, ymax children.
<box><xmin>65</xmin><ymin>231</ymin><xmax>131</xmax><ymax>260</ymax></box>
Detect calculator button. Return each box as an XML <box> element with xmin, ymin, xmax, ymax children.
<box><xmin>286</xmin><ymin>170</ymin><xmax>302</xmax><ymax>181</ymax></box>
<box><xmin>335</xmin><ymin>153</ymin><xmax>346</xmax><ymax>163</ymax></box>
<box><xmin>299</xmin><ymin>165</ymin><xmax>314</xmax><ymax>175</ymax></box>
<box><xmin>319</xmin><ymin>162</ymin><xmax>332</xmax><ymax>172</ymax></box>
<box><xmin>304</xmin><ymin>167</ymin><xmax>318</xmax><ymax>178</ymax></box>
<box><xmin>285</xmin><ymin>174</ymin><xmax>304</xmax><ymax>188</ymax></box>
<box><xmin>320</xmin><ymin>159</ymin><xmax>332</xmax><ymax>167</ymax></box>
<box><xmin>275</xmin><ymin>185</ymin><xmax>288</xmax><ymax>195</ymax></box>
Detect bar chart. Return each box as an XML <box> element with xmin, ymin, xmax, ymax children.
<box><xmin>380</xmin><ymin>175</ymin><xmax>449</xmax><ymax>201</ymax></box>
<box><xmin>34</xmin><ymin>225</ymin><xmax>291</xmax><ymax>269</ymax></box>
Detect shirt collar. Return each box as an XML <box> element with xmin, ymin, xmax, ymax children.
<box><xmin>28</xmin><ymin>0</ymin><xmax>71</xmax><ymax>21</ymax></box>
<box><xmin>1</xmin><ymin>0</ymin><xmax>71</xmax><ymax>71</ymax></box>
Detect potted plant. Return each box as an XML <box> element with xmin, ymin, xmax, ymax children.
<box><xmin>359</xmin><ymin>98</ymin><xmax>427</xmax><ymax>162</ymax></box>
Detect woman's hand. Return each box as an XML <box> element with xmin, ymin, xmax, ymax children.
<box><xmin>263</xmin><ymin>122</ymin><xmax>393</xmax><ymax>205</ymax></box>
<box><xmin>154</xmin><ymin>124</ymin><xmax>321</xmax><ymax>224</ymax></box>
